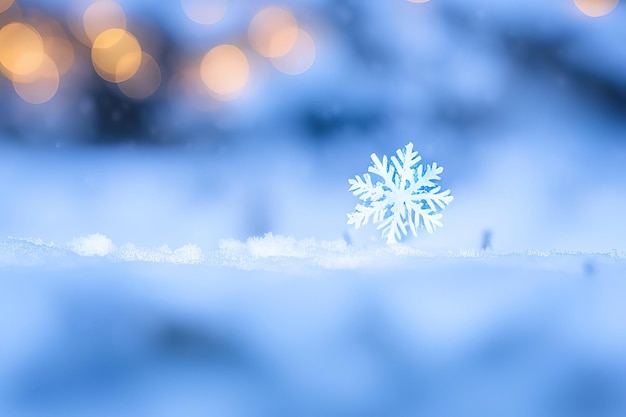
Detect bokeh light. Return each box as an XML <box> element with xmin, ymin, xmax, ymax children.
<box><xmin>573</xmin><ymin>0</ymin><xmax>619</xmax><ymax>16</ymax></box>
<box><xmin>12</xmin><ymin>54</ymin><xmax>59</xmax><ymax>104</ymax></box>
<box><xmin>0</xmin><ymin>0</ymin><xmax>14</xmax><ymax>14</ymax></box>
<box><xmin>83</xmin><ymin>0</ymin><xmax>127</xmax><ymax>43</ymax></box>
<box><xmin>248</xmin><ymin>6</ymin><xmax>298</xmax><ymax>58</ymax></box>
<box><xmin>407</xmin><ymin>0</ymin><xmax>430</xmax><ymax>3</ymax></box>
<box><xmin>66</xmin><ymin>2</ymin><xmax>91</xmax><ymax>46</ymax></box>
<box><xmin>0</xmin><ymin>22</ymin><xmax>44</xmax><ymax>77</ymax></box>
<box><xmin>271</xmin><ymin>28</ymin><xmax>315</xmax><ymax>75</ymax></box>
<box><xmin>26</xmin><ymin>10</ymin><xmax>65</xmax><ymax>37</ymax></box>
<box><xmin>181</xmin><ymin>0</ymin><xmax>227</xmax><ymax>24</ymax></box>
<box><xmin>27</xmin><ymin>14</ymin><xmax>76</xmax><ymax>76</ymax></box>
<box><xmin>200</xmin><ymin>44</ymin><xmax>249</xmax><ymax>99</ymax></box>
<box><xmin>118</xmin><ymin>52</ymin><xmax>161</xmax><ymax>99</ymax></box>
<box><xmin>0</xmin><ymin>1</ymin><xmax>21</xmax><ymax>27</ymax></box>
<box><xmin>91</xmin><ymin>28</ymin><xmax>142</xmax><ymax>82</ymax></box>
<box><xmin>44</xmin><ymin>36</ymin><xmax>75</xmax><ymax>76</ymax></box>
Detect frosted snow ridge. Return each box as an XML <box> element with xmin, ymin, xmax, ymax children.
<box><xmin>215</xmin><ymin>233</ymin><xmax>625</xmax><ymax>272</ymax></box>
<box><xmin>1</xmin><ymin>233</ymin><xmax>624</xmax><ymax>270</ymax></box>
<box><xmin>1</xmin><ymin>234</ymin><xmax>204</xmax><ymax>265</ymax></box>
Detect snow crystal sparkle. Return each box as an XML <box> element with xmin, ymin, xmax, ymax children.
<box><xmin>347</xmin><ymin>143</ymin><xmax>453</xmax><ymax>244</ymax></box>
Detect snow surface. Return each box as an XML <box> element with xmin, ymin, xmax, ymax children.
<box><xmin>1</xmin><ymin>236</ymin><xmax>625</xmax><ymax>417</ymax></box>
<box><xmin>1</xmin><ymin>234</ymin><xmax>204</xmax><ymax>265</ymax></box>
<box><xmin>2</xmin><ymin>233</ymin><xmax>623</xmax><ymax>271</ymax></box>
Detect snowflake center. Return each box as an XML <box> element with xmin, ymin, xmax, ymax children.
<box><xmin>394</xmin><ymin>182</ymin><xmax>413</xmax><ymax>207</ymax></box>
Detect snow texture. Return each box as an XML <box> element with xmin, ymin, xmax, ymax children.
<box><xmin>67</xmin><ymin>233</ymin><xmax>115</xmax><ymax>257</ymax></box>
<box><xmin>3</xmin><ymin>233</ymin><xmax>624</xmax><ymax>273</ymax></box>
<box><xmin>0</xmin><ymin>235</ymin><xmax>204</xmax><ymax>265</ymax></box>
<box><xmin>348</xmin><ymin>143</ymin><xmax>453</xmax><ymax>244</ymax></box>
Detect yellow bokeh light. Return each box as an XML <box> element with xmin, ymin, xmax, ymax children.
<box><xmin>12</xmin><ymin>54</ymin><xmax>59</xmax><ymax>104</ymax></box>
<box><xmin>118</xmin><ymin>52</ymin><xmax>161</xmax><ymax>99</ymax></box>
<box><xmin>248</xmin><ymin>6</ymin><xmax>298</xmax><ymax>58</ymax></box>
<box><xmin>83</xmin><ymin>0</ymin><xmax>126</xmax><ymax>43</ymax></box>
<box><xmin>181</xmin><ymin>0</ymin><xmax>227</xmax><ymax>24</ymax></box>
<box><xmin>573</xmin><ymin>0</ymin><xmax>619</xmax><ymax>16</ymax></box>
<box><xmin>0</xmin><ymin>22</ymin><xmax>44</xmax><ymax>76</ymax></box>
<box><xmin>271</xmin><ymin>28</ymin><xmax>315</xmax><ymax>75</ymax></box>
<box><xmin>200</xmin><ymin>44</ymin><xmax>249</xmax><ymax>99</ymax></box>
<box><xmin>0</xmin><ymin>0</ymin><xmax>15</xmax><ymax>14</ymax></box>
<box><xmin>91</xmin><ymin>28</ymin><xmax>142</xmax><ymax>82</ymax></box>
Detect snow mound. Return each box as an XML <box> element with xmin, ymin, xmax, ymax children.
<box><xmin>67</xmin><ymin>233</ymin><xmax>115</xmax><ymax>257</ymax></box>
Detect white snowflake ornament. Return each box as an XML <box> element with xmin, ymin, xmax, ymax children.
<box><xmin>347</xmin><ymin>143</ymin><xmax>453</xmax><ymax>244</ymax></box>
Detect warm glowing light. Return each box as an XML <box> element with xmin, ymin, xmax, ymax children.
<box><xmin>25</xmin><ymin>14</ymin><xmax>76</xmax><ymax>76</ymax></box>
<box><xmin>271</xmin><ymin>28</ymin><xmax>315</xmax><ymax>75</ymax></box>
<box><xmin>0</xmin><ymin>1</ymin><xmax>20</xmax><ymax>28</ymax></box>
<box><xmin>0</xmin><ymin>0</ymin><xmax>14</xmax><ymax>14</ymax></box>
<box><xmin>248</xmin><ymin>6</ymin><xmax>298</xmax><ymax>58</ymax></box>
<box><xmin>44</xmin><ymin>36</ymin><xmax>75</xmax><ymax>75</ymax></box>
<box><xmin>25</xmin><ymin>10</ymin><xmax>64</xmax><ymax>36</ymax></box>
<box><xmin>91</xmin><ymin>28</ymin><xmax>142</xmax><ymax>82</ymax></box>
<box><xmin>181</xmin><ymin>0</ymin><xmax>227</xmax><ymax>24</ymax></box>
<box><xmin>83</xmin><ymin>0</ymin><xmax>126</xmax><ymax>43</ymax></box>
<box><xmin>12</xmin><ymin>54</ymin><xmax>59</xmax><ymax>104</ymax></box>
<box><xmin>573</xmin><ymin>0</ymin><xmax>619</xmax><ymax>16</ymax></box>
<box><xmin>66</xmin><ymin>3</ymin><xmax>90</xmax><ymax>46</ymax></box>
<box><xmin>200</xmin><ymin>44</ymin><xmax>249</xmax><ymax>99</ymax></box>
<box><xmin>118</xmin><ymin>52</ymin><xmax>161</xmax><ymax>99</ymax></box>
<box><xmin>0</xmin><ymin>22</ymin><xmax>44</xmax><ymax>76</ymax></box>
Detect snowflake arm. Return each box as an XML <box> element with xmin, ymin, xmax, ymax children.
<box><xmin>390</xmin><ymin>142</ymin><xmax>421</xmax><ymax>189</ymax></box>
<box><xmin>368</xmin><ymin>153</ymin><xmax>394</xmax><ymax>186</ymax></box>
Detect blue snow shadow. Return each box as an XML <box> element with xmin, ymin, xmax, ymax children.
<box><xmin>1</xmin><ymin>257</ymin><xmax>625</xmax><ymax>417</ymax></box>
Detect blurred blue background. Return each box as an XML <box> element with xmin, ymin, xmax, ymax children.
<box><xmin>0</xmin><ymin>0</ymin><xmax>625</xmax><ymax>251</ymax></box>
<box><xmin>1</xmin><ymin>0</ymin><xmax>626</xmax><ymax>416</ymax></box>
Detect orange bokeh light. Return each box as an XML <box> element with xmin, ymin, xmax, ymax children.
<box><xmin>200</xmin><ymin>44</ymin><xmax>249</xmax><ymax>99</ymax></box>
<box><xmin>25</xmin><ymin>14</ymin><xmax>76</xmax><ymax>76</ymax></box>
<box><xmin>248</xmin><ymin>6</ymin><xmax>298</xmax><ymax>58</ymax></box>
<box><xmin>118</xmin><ymin>52</ymin><xmax>161</xmax><ymax>99</ymax></box>
<box><xmin>0</xmin><ymin>0</ymin><xmax>15</xmax><ymax>14</ymax></box>
<box><xmin>91</xmin><ymin>28</ymin><xmax>142</xmax><ymax>83</ymax></box>
<box><xmin>573</xmin><ymin>0</ymin><xmax>619</xmax><ymax>16</ymax></box>
<box><xmin>12</xmin><ymin>54</ymin><xmax>60</xmax><ymax>104</ymax></box>
<box><xmin>44</xmin><ymin>36</ymin><xmax>75</xmax><ymax>76</ymax></box>
<box><xmin>0</xmin><ymin>22</ymin><xmax>44</xmax><ymax>77</ymax></box>
<box><xmin>83</xmin><ymin>0</ymin><xmax>127</xmax><ymax>43</ymax></box>
<box><xmin>271</xmin><ymin>28</ymin><xmax>316</xmax><ymax>75</ymax></box>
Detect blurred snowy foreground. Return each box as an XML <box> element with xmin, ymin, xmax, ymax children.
<box><xmin>0</xmin><ymin>137</ymin><xmax>626</xmax><ymax>416</ymax></box>
<box><xmin>2</xmin><ymin>232</ymin><xmax>626</xmax><ymax>417</ymax></box>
